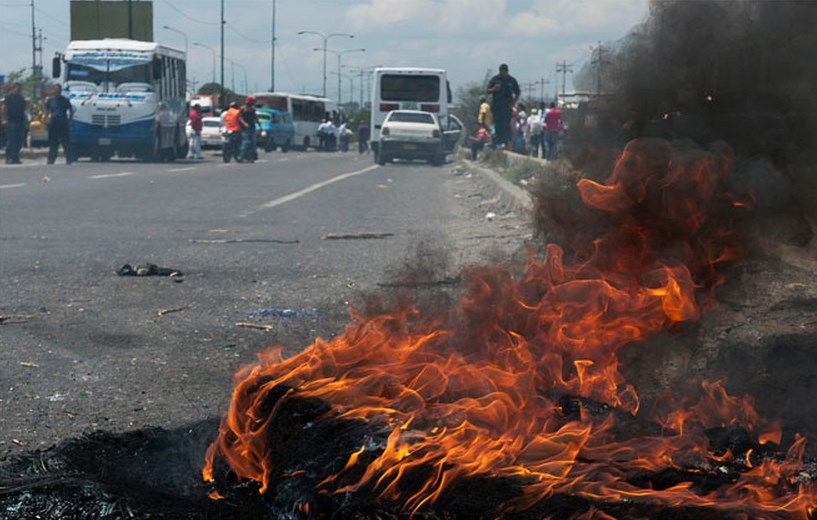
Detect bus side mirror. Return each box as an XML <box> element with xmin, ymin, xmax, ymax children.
<box><xmin>52</xmin><ymin>55</ymin><xmax>61</xmax><ymax>79</ymax></box>
<box><xmin>152</xmin><ymin>57</ymin><xmax>162</xmax><ymax>80</ymax></box>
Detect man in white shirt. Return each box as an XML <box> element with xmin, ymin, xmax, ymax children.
<box><xmin>526</xmin><ymin>108</ymin><xmax>544</xmax><ymax>158</ymax></box>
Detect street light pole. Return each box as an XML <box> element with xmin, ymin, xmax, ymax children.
<box><xmin>162</xmin><ymin>25</ymin><xmax>188</xmax><ymax>57</ymax></box>
<box><xmin>319</xmin><ymin>47</ymin><xmax>365</xmax><ymax>105</ymax></box>
<box><xmin>330</xmin><ymin>72</ymin><xmax>353</xmax><ymax>108</ymax></box>
<box><xmin>344</xmin><ymin>65</ymin><xmax>377</xmax><ymax>110</ymax></box>
<box><xmin>193</xmin><ymin>42</ymin><xmax>216</xmax><ymax>84</ymax></box>
<box><xmin>224</xmin><ymin>57</ymin><xmax>248</xmax><ymax>94</ymax></box>
<box><xmin>297</xmin><ymin>30</ymin><xmax>353</xmax><ymax>97</ymax></box>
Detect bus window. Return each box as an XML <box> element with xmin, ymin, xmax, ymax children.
<box><xmin>381</xmin><ymin>75</ymin><xmax>440</xmax><ymax>102</ymax></box>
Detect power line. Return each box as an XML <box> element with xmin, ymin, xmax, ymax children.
<box><xmin>0</xmin><ymin>23</ymin><xmax>31</xmax><ymax>38</ymax></box>
<box><xmin>159</xmin><ymin>0</ymin><xmax>221</xmax><ymax>26</ymax></box>
<box><xmin>34</xmin><ymin>6</ymin><xmax>69</xmax><ymax>26</ymax></box>
<box><xmin>225</xmin><ymin>23</ymin><xmax>270</xmax><ymax>44</ymax></box>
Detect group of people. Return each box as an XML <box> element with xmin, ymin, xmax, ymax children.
<box><xmin>317</xmin><ymin>118</ymin><xmax>370</xmax><ymax>154</ymax></box>
<box><xmin>2</xmin><ymin>83</ymin><xmax>74</xmax><ymax>165</ymax></box>
<box><xmin>186</xmin><ymin>96</ymin><xmax>261</xmax><ymax>163</ymax></box>
<box><xmin>470</xmin><ymin>63</ymin><xmax>564</xmax><ymax>161</ymax></box>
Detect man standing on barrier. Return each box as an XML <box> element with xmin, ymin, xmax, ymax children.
<box><xmin>486</xmin><ymin>63</ymin><xmax>519</xmax><ymax>149</ymax></box>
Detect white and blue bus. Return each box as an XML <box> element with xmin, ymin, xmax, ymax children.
<box><xmin>53</xmin><ymin>39</ymin><xmax>187</xmax><ymax>161</ymax></box>
<box><xmin>370</xmin><ymin>67</ymin><xmax>452</xmax><ymax>160</ymax></box>
<box><xmin>253</xmin><ymin>92</ymin><xmax>338</xmax><ymax>149</ymax></box>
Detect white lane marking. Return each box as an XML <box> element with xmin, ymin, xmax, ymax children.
<box><xmin>257</xmin><ymin>159</ymin><xmax>268</xmax><ymax>163</ymax></box>
<box><xmin>245</xmin><ymin>164</ymin><xmax>380</xmax><ymax>216</ymax></box>
<box><xmin>89</xmin><ymin>172</ymin><xmax>134</xmax><ymax>179</ymax></box>
<box><xmin>0</xmin><ymin>183</ymin><xmax>27</xmax><ymax>189</ymax></box>
<box><xmin>168</xmin><ymin>167</ymin><xmax>196</xmax><ymax>172</ymax></box>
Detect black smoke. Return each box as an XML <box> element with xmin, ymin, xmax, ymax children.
<box><xmin>569</xmin><ymin>0</ymin><xmax>817</xmax><ymax>205</ymax></box>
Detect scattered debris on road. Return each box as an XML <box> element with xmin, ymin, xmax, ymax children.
<box><xmin>117</xmin><ymin>263</ymin><xmax>183</xmax><ymax>277</ymax></box>
<box><xmin>0</xmin><ymin>314</ymin><xmax>36</xmax><ymax>324</ymax></box>
<box><xmin>322</xmin><ymin>232</ymin><xmax>394</xmax><ymax>240</ymax></box>
<box><xmin>190</xmin><ymin>238</ymin><xmax>299</xmax><ymax>244</ymax></box>
<box><xmin>376</xmin><ymin>278</ymin><xmax>460</xmax><ymax>288</ymax></box>
<box><xmin>235</xmin><ymin>322</ymin><xmax>274</xmax><ymax>332</ymax></box>
<box><xmin>247</xmin><ymin>308</ymin><xmax>301</xmax><ymax>318</ymax></box>
<box><xmin>157</xmin><ymin>305</ymin><xmax>190</xmax><ymax>317</ymax></box>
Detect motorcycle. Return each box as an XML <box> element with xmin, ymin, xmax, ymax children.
<box><xmin>221</xmin><ymin>130</ymin><xmax>242</xmax><ymax>163</ymax></box>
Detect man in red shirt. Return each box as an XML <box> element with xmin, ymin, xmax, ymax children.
<box><xmin>544</xmin><ymin>102</ymin><xmax>563</xmax><ymax>160</ymax></box>
<box><xmin>187</xmin><ymin>104</ymin><xmax>203</xmax><ymax>159</ymax></box>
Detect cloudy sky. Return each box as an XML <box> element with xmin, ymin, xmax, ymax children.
<box><xmin>1</xmin><ymin>0</ymin><xmax>649</xmax><ymax>101</ymax></box>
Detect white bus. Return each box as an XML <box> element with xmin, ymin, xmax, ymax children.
<box><xmin>370</xmin><ymin>67</ymin><xmax>453</xmax><ymax>160</ymax></box>
<box><xmin>252</xmin><ymin>92</ymin><xmax>338</xmax><ymax>149</ymax></box>
<box><xmin>53</xmin><ymin>39</ymin><xmax>187</xmax><ymax>161</ymax></box>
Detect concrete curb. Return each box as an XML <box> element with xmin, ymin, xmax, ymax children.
<box><xmin>462</xmin><ymin>158</ymin><xmax>534</xmax><ymax>219</ymax></box>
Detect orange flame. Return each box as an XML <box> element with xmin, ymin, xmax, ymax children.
<box><xmin>203</xmin><ymin>140</ymin><xmax>817</xmax><ymax>517</ymax></box>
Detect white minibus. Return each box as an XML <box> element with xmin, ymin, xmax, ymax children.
<box><xmin>370</xmin><ymin>67</ymin><xmax>452</xmax><ymax>161</ymax></box>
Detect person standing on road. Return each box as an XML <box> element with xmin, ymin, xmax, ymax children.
<box><xmin>187</xmin><ymin>104</ymin><xmax>203</xmax><ymax>159</ymax></box>
<box><xmin>544</xmin><ymin>101</ymin><xmax>563</xmax><ymax>160</ymax></box>
<box><xmin>2</xmin><ymin>83</ymin><xmax>27</xmax><ymax>164</ymax></box>
<box><xmin>239</xmin><ymin>96</ymin><xmax>260</xmax><ymax>163</ymax></box>
<box><xmin>486</xmin><ymin>63</ymin><xmax>519</xmax><ymax>149</ymax></box>
<box><xmin>357</xmin><ymin>119</ymin><xmax>370</xmax><ymax>154</ymax></box>
<box><xmin>338</xmin><ymin>120</ymin><xmax>351</xmax><ymax>152</ymax></box>
<box><xmin>45</xmin><ymin>83</ymin><xmax>73</xmax><ymax>165</ymax></box>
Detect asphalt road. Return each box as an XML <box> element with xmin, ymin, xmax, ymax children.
<box><xmin>0</xmin><ymin>148</ymin><xmax>530</xmax><ymax>458</ymax></box>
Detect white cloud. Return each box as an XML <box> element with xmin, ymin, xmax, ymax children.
<box><xmin>346</xmin><ymin>0</ymin><xmax>440</xmax><ymax>28</ymax></box>
<box><xmin>530</xmin><ymin>0</ymin><xmax>648</xmax><ymax>32</ymax></box>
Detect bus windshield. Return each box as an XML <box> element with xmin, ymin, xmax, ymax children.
<box><xmin>66</xmin><ymin>61</ymin><xmax>152</xmax><ymax>89</ymax></box>
<box><xmin>380</xmin><ymin>74</ymin><xmax>440</xmax><ymax>102</ymax></box>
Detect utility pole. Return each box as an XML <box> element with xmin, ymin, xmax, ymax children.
<box><xmin>220</xmin><ymin>0</ymin><xmax>225</xmax><ymax>108</ymax></box>
<box><xmin>591</xmin><ymin>41</ymin><xmax>610</xmax><ymax>96</ymax></box>
<box><xmin>521</xmin><ymin>81</ymin><xmax>537</xmax><ymax>101</ymax></box>
<box><xmin>38</xmin><ymin>29</ymin><xmax>45</xmax><ymax>81</ymax></box>
<box><xmin>30</xmin><ymin>0</ymin><xmax>40</xmax><ymax>99</ymax></box>
<box><xmin>556</xmin><ymin>61</ymin><xmax>573</xmax><ymax>102</ymax></box>
<box><xmin>270</xmin><ymin>0</ymin><xmax>276</xmax><ymax>91</ymax></box>
<box><xmin>539</xmin><ymin>77</ymin><xmax>550</xmax><ymax>102</ymax></box>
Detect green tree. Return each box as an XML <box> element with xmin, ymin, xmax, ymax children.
<box><xmin>455</xmin><ymin>70</ymin><xmax>492</xmax><ymax>137</ymax></box>
<box><xmin>5</xmin><ymin>68</ymin><xmax>52</xmax><ymax>120</ymax></box>
<box><xmin>197</xmin><ymin>82</ymin><xmax>230</xmax><ymax>96</ymax></box>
